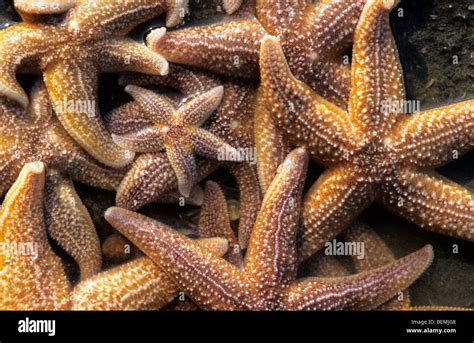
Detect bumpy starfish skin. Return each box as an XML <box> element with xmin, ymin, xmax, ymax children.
<box><xmin>113</xmin><ymin>67</ymin><xmax>261</xmax><ymax>248</ymax></box>
<box><xmin>0</xmin><ymin>0</ymin><xmax>188</xmax><ymax>167</ymax></box>
<box><xmin>14</xmin><ymin>0</ymin><xmax>76</xmax><ymax>21</ymax></box>
<box><xmin>149</xmin><ymin>0</ymin><xmax>368</xmax><ymax>108</ymax></box>
<box><xmin>0</xmin><ymin>82</ymin><xmax>123</xmax><ymax>197</ymax></box>
<box><xmin>106</xmin><ymin>148</ymin><xmax>434</xmax><ymax>310</ymax></box>
<box><xmin>110</xmin><ymin>84</ymin><xmax>241</xmax><ymax>197</ymax></box>
<box><xmin>72</xmin><ymin>237</ymin><xmax>228</xmax><ymax>310</ymax></box>
<box><xmin>222</xmin><ymin>0</ymin><xmax>243</xmax><ymax>14</ymax></box>
<box><xmin>0</xmin><ymin>162</ymin><xmax>71</xmax><ymax>310</ymax></box>
<box><xmin>258</xmin><ymin>0</ymin><xmax>474</xmax><ymax>262</ymax></box>
<box><xmin>45</xmin><ymin>169</ymin><xmax>102</xmax><ymax>280</ymax></box>
<box><xmin>199</xmin><ymin>181</ymin><xmax>242</xmax><ymax>266</ymax></box>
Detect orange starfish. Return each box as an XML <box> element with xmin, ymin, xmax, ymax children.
<box><xmin>105</xmin><ymin>148</ymin><xmax>434</xmax><ymax>310</ymax></box>
<box><xmin>257</xmin><ymin>0</ymin><xmax>474</xmax><ymax>262</ymax></box>
<box><xmin>0</xmin><ymin>0</ymin><xmax>188</xmax><ymax>167</ymax></box>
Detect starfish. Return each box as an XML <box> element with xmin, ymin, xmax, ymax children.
<box><xmin>257</xmin><ymin>0</ymin><xmax>474</xmax><ymax>262</ymax></box>
<box><xmin>110</xmin><ymin>84</ymin><xmax>241</xmax><ymax>197</ymax></box>
<box><xmin>111</xmin><ymin>66</ymin><xmax>261</xmax><ymax>248</ymax></box>
<box><xmin>105</xmin><ymin>148</ymin><xmax>435</xmax><ymax>310</ymax></box>
<box><xmin>0</xmin><ymin>0</ymin><xmax>188</xmax><ymax>168</ymax></box>
<box><xmin>0</xmin><ymin>81</ymin><xmax>125</xmax><ymax>280</ymax></box>
<box><xmin>148</xmin><ymin>0</ymin><xmax>368</xmax><ymax>108</ymax></box>
<box><xmin>72</xmin><ymin>237</ymin><xmax>228</xmax><ymax>310</ymax></box>
<box><xmin>0</xmin><ymin>162</ymin><xmax>71</xmax><ymax>310</ymax></box>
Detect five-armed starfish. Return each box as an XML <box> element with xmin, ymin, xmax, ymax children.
<box><xmin>0</xmin><ymin>0</ymin><xmax>188</xmax><ymax>167</ymax></box>
<box><xmin>257</xmin><ymin>0</ymin><xmax>474</xmax><ymax>262</ymax></box>
<box><xmin>110</xmin><ymin>84</ymin><xmax>241</xmax><ymax>197</ymax></box>
<box><xmin>105</xmin><ymin>148</ymin><xmax>434</xmax><ymax>310</ymax></box>
<box><xmin>110</xmin><ymin>66</ymin><xmax>261</xmax><ymax>248</ymax></box>
<box><xmin>149</xmin><ymin>0</ymin><xmax>368</xmax><ymax>108</ymax></box>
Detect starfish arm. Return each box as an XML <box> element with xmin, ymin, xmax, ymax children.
<box><xmin>178</xmin><ymin>86</ymin><xmax>224</xmax><ymax>126</ymax></box>
<box><xmin>343</xmin><ymin>223</ymin><xmax>411</xmax><ymax>310</ymax></box>
<box><xmin>259</xmin><ymin>35</ymin><xmax>355</xmax><ymax>165</ymax></box>
<box><xmin>106</xmin><ymin>102</ymin><xmax>153</xmax><ymax>135</ymax></box>
<box><xmin>116</xmin><ymin>152</ymin><xmax>178</xmax><ymax>210</ymax></box>
<box><xmin>0</xmin><ymin>162</ymin><xmax>71</xmax><ymax>310</ymax></box>
<box><xmin>64</xmin><ymin>0</ymin><xmax>187</xmax><ymax>38</ymax></box>
<box><xmin>381</xmin><ymin>167</ymin><xmax>474</xmax><ymax>241</ymax></box>
<box><xmin>199</xmin><ymin>181</ymin><xmax>242</xmax><ymax>266</ymax></box>
<box><xmin>148</xmin><ymin>19</ymin><xmax>266</xmax><ymax>78</ymax></box>
<box><xmin>244</xmin><ymin>148</ymin><xmax>308</xmax><ymax>289</ymax></box>
<box><xmin>105</xmin><ymin>208</ymin><xmax>263</xmax><ymax>310</ymax></box>
<box><xmin>119</xmin><ymin>65</ymin><xmax>221</xmax><ymax>97</ymax></box>
<box><xmin>310</xmin><ymin>254</ymin><xmax>351</xmax><ymax>278</ymax></box>
<box><xmin>99</xmin><ymin>38</ymin><xmax>169</xmax><ymax>76</ymax></box>
<box><xmin>308</xmin><ymin>60</ymin><xmax>352</xmax><ymax>110</ymax></box>
<box><xmin>120</xmin><ymin>85</ymin><xmax>173</xmax><ymax>124</ymax></box>
<box><xmin>44</xmin><ymin>170</ymin><xmax>102</xmax><ymax>280</ymax></box>
<box><xmin>72</xmin><ymin>237</ymin><xmax>227</xmax><ymax>310</ymax></box>
<box><xmin>299</xmin><ymin>164</ymin><xmax>374</xmax><ymax>262</ymax></box>
<box><xmin>348</xmin><ymin>0</ymin><xmax>405</xmax><ymax>137</ymax></box>
<box><xmin>43</xmin><ymin>54</ymin><xmax>135</xmax><ymax>168</ymax></box>
<box><xmin>254</xmin><ymin>100</ymin><xmax>289</xmax><ymax>192</ymax></box>
<box><xmin>255</xmin><ymin>0</ymin><xmax>309</xmax><ymax>34</ymax></box>
<box><xmin>190</xmin><ymin>128</ymin><xmax>240</xmax><ymax>161</ymax></box>
<box><xmin>0</xmin><ymin>24</ymin><xmax>57</xmax><ymax>108</ymax></box>
<box><xmin>387</xmin><ymin>100</ymin><xmax>474</xmax><ymax>167</ymax></box>
<box><xmin>44</xmin><ymin>122</ymin><xmax>125</xmax><ymax>191</ymax></box>
<box><xmin>116</xmin><ymin>153</ymin><xmax>216</xmax><ymax>210</ymax></box>
<box><xmin>255</xmin><ymin>88</ymin><xmax>291</xmax><ymax>193</ymax></box>
<box><xmin>14</xmin><ymin>0</ymin><xmax>76</xmax><ymax>20</ymax></box>
<box><xmin>222</xmin><ymin>0</ymin><xmax>243</xmax><ymax>14</ymax></box>
<box><xmin>165</xmin><ymin>142</ymin><xmax>198</xmax><ymax>197</ymax></box>
<box><xmin>73</xmin><ymin>257</ymin><xmax>178</xmax><ymax>310</ymax></box>
<box><xmin>282</xmin><ymin>245</ymin><xmax>433</xmax><ymax>310</ymax></box>
<box><xmin>112</xmin><ymin>127</ymin><xmax>165</xmax><ymax>153</ymax></box>
<box><xmin>227</xmin><ymin>163</ymin><xmax>261</xmax><ymax>250</ymax></box>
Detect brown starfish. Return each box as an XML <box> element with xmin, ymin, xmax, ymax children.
<box><xmin>110</xmin><ymin>84</ymin><xmax>241</xmax><ymax>197</ymax></box>
<box><xmin>0</xmin><ymin>0</ymin><xmax>188</xmax><ymax>167</ymax></box>
<box><xmin>149</xmin><ymin>0</ymin><xmax>368</xmax><ymax>108</ymax></box>
<box><xmin>257</xmin><ymin>0</ymin><xmax>474</xmax><ymax>262</ymax></box>
<box><xmin>105</xmin><ymin>148</ymin><xmax>434</xmax><ymax>310</ymax></box>
<box><xmin>111</xmin><ymin>66</ymin><xmax>261</xmax><ymax>248</ymax></box>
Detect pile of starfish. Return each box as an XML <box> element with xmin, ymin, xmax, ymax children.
<box><xmin>0</xmin><ymin>0</ymin><xmax>472</xmax><ymax>311</ymax></box>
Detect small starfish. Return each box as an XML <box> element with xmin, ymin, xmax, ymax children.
<box><xmin>112</xmin><ymin>66</ymin><xmax>261</xmax><ymax>248</ymax></box>
<box><xmin>257</xmin><ymin>0</ymin><xmax>474</xmax><ymax>262</ymax></box>
<box><xmin>148</xmin><ymin>0</ymin><xmax>368</xmax><ymax>108</ymax></box>
<box><xmin>199</xmin><ymin>181</ymin><xmax>243</xmax><ymax>267</ymax></box>
<box><xmin>72</xmin><ymin>237</ymin><xmax>228</xmax><ymax>310</ymax></box>
<box><xmin>0</xmin><ymin>162</ymin><xmax>71</xmax><ymax>310</ymax></box>
<box><xmin>105</xmin><ymin>148</ymin><xmax>434</xmax><ymax>310</ymax></box>
<box><xmin>0</xmin><ymin>0</ymin><xmax>188</xmax><ymax>167</ymax></box>
<box><xmin>110</xmin><ymin>84</ymin><xmax>241</xmax><ymax>197</ymax></box>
